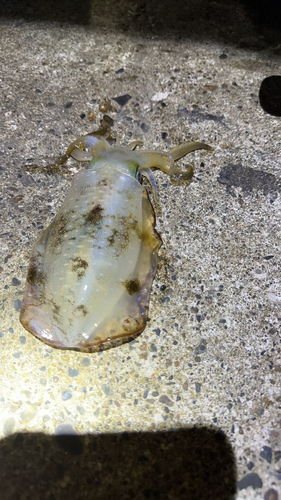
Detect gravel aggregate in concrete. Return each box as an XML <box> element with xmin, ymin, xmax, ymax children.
<box><xmin>0</xmin><ymin>1</ymin><xmax>280</xmax><ymax>498</ymax></box>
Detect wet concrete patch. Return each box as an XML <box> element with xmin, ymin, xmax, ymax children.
<box><xmin>217</xmin><ymin>164</ymin><xmax>280</xmax><ymax>195</ymax></box>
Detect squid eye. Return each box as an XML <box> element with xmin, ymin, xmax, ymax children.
<box><xmin>136</xmin><ymin>167</ymin><xmax>143</xmax><ymax>183</ymax></box>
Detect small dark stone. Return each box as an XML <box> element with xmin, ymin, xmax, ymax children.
<box><xmin>62</xmin><ymin>390</ymin><xmax>72</xmax><ymax>401</ymax></box>
<box><xmin>247</xmin><ymin>461</ymin><xmax>254</xmax><ymax>470</ymax></box>
<box><xmin>264</xmin><ymin>255</ymin><xmax>274</xmax><ymax>260</ymax></box>
<box><xmin>264</xmin><ymin>488</ymin><xmax>278</xmax><ymax>500</ymax></box>
<box><xmin>194</xmin><ymin>344</ymin><xmax>206</xmax><ymax>355</ymax></box>
<box><xmin>195</xmin><ymin>383</ymin><xmax>201</xmax><ymax>393</ymax></box>
<box><xmin>152</xmin><ymin>391</ymin><xmax>159</xmax><ymax>397</ymax></box>
<box><xmin>11</xmin><ymin>277</ymin><xmax>21</xmax><ymax>286</ymax></box>
<box><xmin>68</xmin><ymin>367</ymin><xmax>79</xmax><ymax>377</ymax></box>
<box><xmin>159</xmin><ymin>296</ymin><xmax>170</xmax><ymax>304</ymax></box>
<box><xmin>19</xmin><ymin>336</ymin><xmax>26</xmax><ymax>344</ymax></box>
<box><xmin>274</xmin><ymin>450</ymin><xmax>281</xmax><ymax>462</ymax></box>
<box><xmin>159</xmin><ymin>395</ymin><xmax>173</xmax><ymax>406</ymax></box>
<box><xmin>102</xmin><ymin>384</ymin><xmax>114</xmax><ymax>396</ymax></box>
<box><xmin>153</xmin><ymin>328</ymin><xmax>161</xmax><ymax>336</ymax></box>
<box><xmin>143</xmin><ymin>388</ymin><xmax>149</xmax><ymax>398</ymax></box>
<box><xmin>219</xmin><ymin>53</ymin><xmax>227</xmax><ymax>59</ymax></box>
<box><xmin>259</xmin><ymin>76</ymin><xmax>281</xmax><ymax>116</ymax></box>
<box><xmin>140</xmin><ymin>122</ymin><xmax>149</xmax><ymax>132</ymax></box>
<box><xmin>80</xmin><ymin>113</ymin><xmax>86</xmax><ymax>119</ymax></box>
<box><xmin>77</xmin><ymin>406</ymin><xmax>85</xmax><ymax>415</ymax></box>
<box><xmin>19</xmin><ymin>173</ymin><xmax>34</xmax><ymax>187</ymax></box>
<box><xmin>81</xmin><ymin>357</ymin><xmax>90</xmax><ymax>366</ymax></box>
<box><xmin>65</xmin><ymin>102</ymin><xmax>73</xmax><ymax>109</ymax></box>
<box><xmin>238</xmin><ymin>472</ymin><xmax>262</xmax><ymax>490</ymax></box>
<box><xmin>112</xmin><ymin>94</ymin><xmax>132</xmax><ymax>106</ymax></box>
<box><xmin>150</xmin><ymin>343</ymin><xmax>157</xmax><ymax>352</ymax></box>
<box><xmin>161</xmin><ymin>132</ymin><xmax>168</xmax><ymax>139</ymax></box>
<box><xmin>115</xmin><ymin>68</ymin><xmax>124</xmax><ymax>74</ymax></box>
<box><xmin>13</xmin><ymin>299</ymin><xmax>22</xmax><ymax>312</ymax></box>
<box><xmin>260</xmin><ymin>445</ymin><xmax>272</xmax><ymax>463</ymax></box>
<box><xmin>35</xmin><ymin>89</ymin><xmax>42</xmax><ymax>93</ymax></box>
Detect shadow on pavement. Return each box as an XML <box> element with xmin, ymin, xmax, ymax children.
<box><xmin>0</xmin><ymin>0</ymin><xmax>280</xmax><ymax>50</ymax></box>
<box><xmin>0</xmin><ymin>425</ymin><xmax>237</xmax><ymax>499</ymax></box>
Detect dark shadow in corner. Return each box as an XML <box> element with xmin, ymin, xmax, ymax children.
<box><xmin>0</xmin><ymin>0</ymin><xmax>281</xmax><ymax>50</ymax></box>
<box><xmin>241</xmin><ymin>0</ymin><xmax>281</xmax><ymax>32</ymax></box>
<box><xmin>0</xmin><ymin>426</ymin><xmax>237</xmax><ymax>499</ymax></box>
<box><xmin>0</xmin><ymin>0</ymin><xmax>92</xmax><ymax>25</ymax></box>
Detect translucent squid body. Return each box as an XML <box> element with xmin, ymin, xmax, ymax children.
<box><xmin>20</xmin><ymin>124</ymin><xmax>213</xmax><ymax>352</ymax></box>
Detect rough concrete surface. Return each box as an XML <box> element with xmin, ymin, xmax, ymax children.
<box><xmin>0</xmin><ymin>1</ymin><xmax>280</xmax><ymax>499</ymax></box>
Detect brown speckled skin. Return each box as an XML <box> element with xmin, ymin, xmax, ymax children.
<box><xmin>20</xmin><ymin>161</ymin><xmax>161</xmax><ymax>351</ymax></box>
